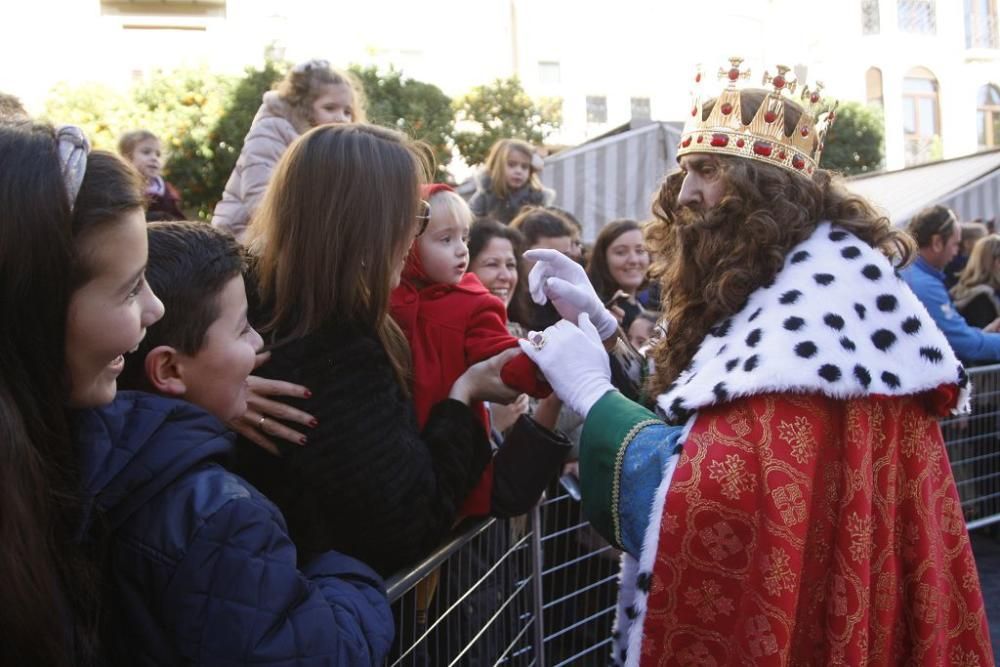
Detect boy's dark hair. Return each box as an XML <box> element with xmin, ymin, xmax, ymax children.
<box><xmin>120</xmin><ymin>221</ymin><xmax>245</xmax><ymax>390</ymax></box>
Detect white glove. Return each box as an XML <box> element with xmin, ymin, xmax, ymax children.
<box><xmin>525</xmin><ymin>249</ymin><xmax>619</xmax><ymax>340</ymax></box>
<box><xmin>518</xmin><ymin>313</ymin><xmax>615</xmax><ymax>417</ymax></box>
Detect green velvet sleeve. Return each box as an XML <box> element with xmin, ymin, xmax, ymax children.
<box><xmin>579</xmin><ymin>391</ymin><xmax>662</xmax><ymax>550</ymax></box>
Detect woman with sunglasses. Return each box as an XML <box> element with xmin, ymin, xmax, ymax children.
<box><xmin>231</xmin><ymin>124</ymin><xmax>568</xmax><ymax>576</ymax></box>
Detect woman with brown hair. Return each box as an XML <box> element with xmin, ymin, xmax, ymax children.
<box><xmin>212</xmin><ymin>59</ymin><xmax>365</xmax><ymax>241</ymax></box>
<box><xmin>951</xmin><ymin>233</ymin><xmax>1000</xmax><ymax>328</ymax></box>
<box><xmin>586</xmin><ymin>219</ymin><xmax>650</xmax><ymax>332</ymax></box>
<box><xmin>231</xmin><ymin>123</ymin><xmax>566</xmax><ymax>576</ymax></box>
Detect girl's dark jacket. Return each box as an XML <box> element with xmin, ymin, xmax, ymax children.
<box><xmin>468</xmin><ymin>171</ymin><xmax>556</xmax><ymax>224</ymax></box>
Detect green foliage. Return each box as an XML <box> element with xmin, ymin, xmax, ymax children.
<box><xmin>350</xmin><ymin>65</ymin><xmax>454</xmax><ymax>180</ymax></box>
<box><xmin>42</xmin><ymin>63</ymin><xmax>289</xmax><ymax>219</ymax></box>
<box><xmin>452</xmin><ymin>77</ymin><xmax>561</xmax><ymax>167</ymax></box>
<box><xmin>168</xmin><ymin>60</ymin><xmax>287</xmax><ymax>218</ymax></box>
<box><xmin>820</xmin><ymin>101</ymin><xmax>885</xmax><ymax>176</ymax></box>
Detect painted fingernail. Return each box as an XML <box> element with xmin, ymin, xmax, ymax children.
<box><xmin>309</xmin><ymin>418</ymin><xmax>319</xmax><ymax>428</ymax></box>
<box><xmin>299</xmin><ymin>435</ymin><xmax>308</xmax><ymax>445</ymax></box>
<box><xmin>303</xmin><ymin>389</ymin><xmax>313</xmax><ymax>398</ymax></box>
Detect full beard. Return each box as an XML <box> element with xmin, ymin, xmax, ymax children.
<box><xmin>650</xmin><ymin>203</ymin><xmax>786</xmax><ymax>393</ymax></box>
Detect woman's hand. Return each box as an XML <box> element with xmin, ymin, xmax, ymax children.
<box><xmin>525</xmin><ymin>249</ymin><xmax>619</xmax><ymax>340</ymax></box>
<box><xmin>229</xmin><ymin>352</ymin><xmax>316</xmax><ymax>456</ymax></box>
<box><xmin>518</xmin><ymin>314</ymin><xmax>614</xmax><ymax>418</ymax></box>
<box><xmin>490</xmin><ymin>393</ymin><xmax>530</xmax><ymax>433</ymax></box>
<box><xmin>450</xmin><ymin>348</ymin><xmax>521</xmax><ymax>405</ymax></box>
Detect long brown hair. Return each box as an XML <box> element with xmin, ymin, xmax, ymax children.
<box><xmin>587</xmin><ymin>219</ymin><xmax>644</xmax><ymax>301</ymax></box>
<box><xmin>248</xmin><ymin>123</ymin><xmax>426</xmax><ymax>388</ymax></box>
<box><xmin>646</xmin><ymin>91</ymin><xmax>913</xmax><ymax>397</ymax></box>
<box><xmin>954</xmin><ymin>234</ymin><xmax>1000</xmax><ymax>296</ymax></box>
<box><xmin>0</xmin><ymin>126</ymin><xmax>143</xmax><ymax>664</ymax></box>
<box><xmin>485</xmin><ymin>138</ymin><xmax>542</xmax><ymax>199</ymax></box>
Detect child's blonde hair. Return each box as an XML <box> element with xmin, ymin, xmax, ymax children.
<box><xmin>118</xmin><ymin>129</ymin><xmax>159</xmax><ymax>158</ymax></box>
<box><xmin>429</xmin><ymin>189</ymin><xmax>473</xmax><ymax>228</ymax></box>
<box><xmin>276</xmin><ymin>59</ymin><xmax>367</xmax><ymax>128</ymax></box>
<box><xmin>484</xmin><ymin>138</ymin><xmax>542</xmax><ymax>200</ymax></box>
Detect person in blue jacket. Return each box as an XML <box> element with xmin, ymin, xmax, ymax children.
<box><xmin>78</xmin><ymin>221</ymin><xmax>393</xmax><ymax>664</ymax></box>
<box><xmin>901</xmin><ymin>205</ymin><xmax>1000</xmax><ymax>365</ymax></box>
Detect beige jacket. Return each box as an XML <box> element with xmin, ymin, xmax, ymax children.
<box><xmin>211</xmin><ymin>92</ymin><xmax>310</xmax><ymax>241</ymax></box>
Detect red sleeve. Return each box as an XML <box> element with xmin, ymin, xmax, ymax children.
<box><xmin>464</xmin><ymin>294</ymin><xmax>551</xmax><ymax>398</ymax></box>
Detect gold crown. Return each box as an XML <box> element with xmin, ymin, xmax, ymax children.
<box><xmin>677</xmin><ymin>57</ymin><xmax>838</xmax><ymax>177</ymax></box>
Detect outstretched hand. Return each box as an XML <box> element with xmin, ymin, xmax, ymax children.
<box><xmin>518</xmin><ymin>313</ymin><xmax>615</xmax><ymax>417</ymax></box>
<box><xmin>525</xmin><ymin>249</ymin><xmax>619</xmax><ymax>340</ymax></box>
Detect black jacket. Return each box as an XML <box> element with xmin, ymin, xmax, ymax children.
<box><xmin>233</xmin><ymin>318</ymin><xmax>494</xmax><ymax>576</ymax></box>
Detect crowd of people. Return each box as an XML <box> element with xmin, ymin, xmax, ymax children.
<box><xmin>0</xmin><ymin>55</ymin><xmax>996</xmax><ymax>666</ymax></box>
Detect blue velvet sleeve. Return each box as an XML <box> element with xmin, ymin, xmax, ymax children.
<box><xmin>619</xmin><ymin>423</ymin><xmax>686</xmax><ymax>557</ymax></box>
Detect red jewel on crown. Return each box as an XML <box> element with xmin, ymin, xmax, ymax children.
<box><xmin>721</xmin><ymin>103</ymin><xmax>733</xmax><ymax>115</ymax></box>
<box><xmin>711</xmin><ymin>133</ymin><xmax>729</xmax><ymax>147</ymax></box>
<box><xmin>753</xmin><ymin>141</ymin><xmax>773</xmax><ymax>157</ymax></box>
<box><xmin>764</xmin><ymin>111</ymin><xmax>778</xmax><ymax>123</ymax></box>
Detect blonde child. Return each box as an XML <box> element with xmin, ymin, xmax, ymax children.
<box><xmin>391</xmin><ymin>184</ymin><xmax>558</xmax><ymax>516</ymax></box>
<box><xmin>212</xmin><ymin>59</ymin><xmax>365</xmax><ymax>240</ymax></box>
<box><xmin>118</xmin><ymin>129</ymin><xmax>185</xmax><ymax>221</ymax></box>
<box><xmin>469</xmin><ymin>138</ymin><xmax>556</xmax><ymax>224</ymax></box>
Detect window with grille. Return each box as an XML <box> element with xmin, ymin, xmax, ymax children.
<box><xmin>861</xmin><ymin>0</ymin><xmax>880</xmax><ymax>34</ymax></box>
<box><xmin>586</xmin><ymin>96</ymin><xmax>607</xmax><ymax>124</ymax></box>
<box><xmin>898</xmin><ymin>0</ymin><xmax>936</xmax><ymax>33</ymax></box>
<box><xmin>965</xmin><ymin>0</ymin><xmax>999</xmax><ymax>48</ymax></box>
<box><xmin>902</xmin><ymin>67</ymin><xmax>940</xmax><ymax>165</ymax></box>
<box><xmin>978</xmin><ymin>84</ymin><xmax>1000</xmax><ymax>148</ymax></box>
<box><xmin>630</xmin><ymin>97</ymin><xmax>651</xmax><ymax>121</ymax></box>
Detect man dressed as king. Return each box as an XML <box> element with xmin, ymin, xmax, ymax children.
<box><xmin>518</xmin><ymin>60</ymin><xmax>994</xmax><ymax>665</ymax></box>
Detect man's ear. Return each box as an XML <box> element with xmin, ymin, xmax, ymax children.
<box><xmin>144</xmin><ymin>345</ymin><xmax>187</xmax><ymax>397</ymax></box>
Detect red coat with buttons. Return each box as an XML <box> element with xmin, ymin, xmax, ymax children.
<box><xmin>391</xmin><ymin>269</ymin><xmax>551</xmax><ymax>517</ymax></box>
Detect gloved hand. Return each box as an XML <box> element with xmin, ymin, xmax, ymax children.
<box><xmin>518</xmin><ymin>313</ymin><xmax>615</xmax><ymax>417</ymax></box>
<box><xmin>525</xmin><ymin>249</ymin><xmax>619</xmax><ymax>340</ymax></box>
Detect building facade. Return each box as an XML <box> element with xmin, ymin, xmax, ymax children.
<box><xmin>1</xmin><ymin>0</ymin><xmax>997</xmax><ymax>172</ymax></box>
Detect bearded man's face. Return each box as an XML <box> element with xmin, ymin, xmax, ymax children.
<box><xmin>677</xmin><ymin>154</ymin><xmax>727</xmax><ymax>213</ymax></box>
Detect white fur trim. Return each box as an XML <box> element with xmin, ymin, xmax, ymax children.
<box><xmin>613</xmin><ymin>428</ymin><xmax>684</xmax><ymax>666</ymax></box>
<box><xmin>657</xmin><ymin>222</ymin><xmax>970</xmax><ymax>422</ymax></box>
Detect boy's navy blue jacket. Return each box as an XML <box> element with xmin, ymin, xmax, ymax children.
<box><xmin>75</xmin><ymin>391</ymin><xmax>393</xmax><ymax>665</ymax></box>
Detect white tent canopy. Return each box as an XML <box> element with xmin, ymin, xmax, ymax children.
<box><xmin>541</xmin><ymin>122</ymin><xmax>682</xmax><ymax>241</ymax></box>
<box><xmin>847</xmin><ymin>149</ymin><xmax>1000</xmax><ymax>226</ymax></box>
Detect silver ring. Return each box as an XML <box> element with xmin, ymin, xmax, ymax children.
<box><xmin>257</xmin><ymin>416</ymin><xmax>266</xmax><ymax>429</ymax></box>
<box><xmin>529</xmin><ymin>331</ymin><xmax>547</xmax><ymax>350</ymax></box>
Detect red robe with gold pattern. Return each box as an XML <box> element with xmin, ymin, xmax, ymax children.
<box><xmin>641</xmin><ymin>390</ymin><xmax>991</xmax><ymax>665</ymax></box>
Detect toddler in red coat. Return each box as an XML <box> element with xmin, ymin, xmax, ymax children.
<box><xmin>390</xmin><ymin>184</ymin><xmax>552</xmax><ymax>516</ymax></box>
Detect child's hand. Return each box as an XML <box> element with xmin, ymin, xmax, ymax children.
<box><xmin>491</xmin><ymin>393</ymin><xmax>530</xmax><ymax>433</ymax></box>
<box><xmin>229</xmin><ymin>352</ymin><xmax>316</xmax><ymax>455</ymax></box>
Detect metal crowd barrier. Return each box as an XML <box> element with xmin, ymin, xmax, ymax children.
<box><xmin>383</xmin><ymin>479</ymin><xmax>619</xmax><ymax>666</ymax></box>
<box><xmin>940</xmin><ymin>363</ymin><xmax>1000</xmax><ymax>531</ymax></box>
<box><xmin>384</xmin><ymin>368</ymin><xmax>1000</xmax><ymax>666</ymax></box>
